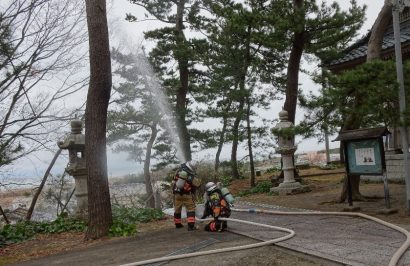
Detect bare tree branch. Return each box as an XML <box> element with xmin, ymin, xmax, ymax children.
<box><xmin>0</xmin><ymin>0</ymin><xmax>88</xmax><ymax>167</ymax></box>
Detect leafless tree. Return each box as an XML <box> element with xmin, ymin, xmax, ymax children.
<box><xmin>0</xmin><ymin>0</ymin><xmax>88</xmax><ymax>168</ymax></box>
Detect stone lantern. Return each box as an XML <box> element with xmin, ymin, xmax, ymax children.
<box><xmin>271</xmin><ymin>110</ymin><xmax>305</xmax><ymax>195</ymax></box>
<box><xmin>57</xmin><ymin>120</ymin><xmax>88</xmax><ymax>219</ymax></box>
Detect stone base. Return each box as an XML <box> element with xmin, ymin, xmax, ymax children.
<box><xmin>376</xmin><ymin>208</ymin><xmax>399</xmax><ymax>215</ymax></box>
<box><xmin>270</xmin><ymin>182</ymin><xmax>311</xmax><ymax>195</ymax></box>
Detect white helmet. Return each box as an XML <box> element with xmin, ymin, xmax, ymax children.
<box><xmin>185</xmin><ymin>161</ymin><xmax>197</xmax><ymax>172</ymax></box>
<box><xmin>205</xmin><ymin>181</ymin><xmax>217</xmax><ymax>193</ymax></box>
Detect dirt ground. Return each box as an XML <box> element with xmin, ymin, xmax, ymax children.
<box><xmin>230</xmin><ymin>167</ymin><xmax>410</xmax><ymax>226</ymax></box>
<box><xmin>1</xmin><ymin>166</ymin><xmax>410</xmax><ymax>265</ymax></box>
<box><xmin>0</xmin><ymin>218</ymin><xmax>175</xmax><ymax>265</ymax></box>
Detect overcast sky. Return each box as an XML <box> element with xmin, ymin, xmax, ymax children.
<box><xmin>4</xmin><ymin>0</ymin><xmax>386</xmax><ymax>180</ymax></box>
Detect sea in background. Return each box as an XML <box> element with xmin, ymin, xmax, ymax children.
<box><xmin>0</xmin><ymin>178</ymin><xmax>168</xmax><ymax>223</ymax></box>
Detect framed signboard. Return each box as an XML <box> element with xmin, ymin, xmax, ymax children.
<box><xmin>346</xmin><ymin>138</ymin><xmax>384</xmax><ymax>175</ymax></box>
<box><xmin>334</xmin><ymin>127</ymin><xmax>389</xmax><ymax>207</ymax></box>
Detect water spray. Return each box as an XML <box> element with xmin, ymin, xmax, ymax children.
<box><xmin>134</xmin><ymin>54</ymin><xmax>186</xmax><ymax>162</ymax></box>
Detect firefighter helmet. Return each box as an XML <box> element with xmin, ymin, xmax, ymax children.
<box><xmin>181</xmin><ymin>161</ymin><xmax>196</xmax><ymax>175</ymax></box>
<box><xmin>205</xmin><ymin>181</ymin><xmax>217</xmax><ymax>193</ymax></box>
<box><xmin>185</xmin><ymin>161</ymin><xmax>197</xmax><ymax>173</ymax></box>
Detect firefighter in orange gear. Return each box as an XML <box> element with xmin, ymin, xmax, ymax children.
<box><xmin>173</xmin><ymin>161</ymin><xmax>200</xmax><ymax>231</ymax></box>
<box><xmin>201</xmin><ymin>182</ymin><xmax>231</xmax><ymax>232</ymax></box>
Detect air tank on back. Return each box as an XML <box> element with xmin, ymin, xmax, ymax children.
<box><xmin>220</xmin><ymin>187</ymin><xmax>234</xmax><ymax>204</ymax></box>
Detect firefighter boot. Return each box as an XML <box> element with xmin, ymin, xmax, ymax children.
<box><xmin>187</xmin><ymin>211</ymin><xmax>197</xmax><ymax>231</ymax></box>
<box><xmin>187</xmin><ymin>224</ymin><xmax>198</xmax><ymax>231</ymax></box>
<box><xmin>174</xmin><ymin>212</ymin><xmax>183</xmax><ymax>228</ymax></box>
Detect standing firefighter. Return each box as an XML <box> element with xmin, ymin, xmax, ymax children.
<box><xmin>201</xmin><ymin>182</ymin><xmax>231</xmax><ymax>232</ymax></box>
<box><xmin>173</xmin><ymin>161</ymin><xmax>200</xmax><ymax>231</ymax></box>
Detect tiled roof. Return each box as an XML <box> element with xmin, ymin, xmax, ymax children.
<box><xmin>329</xmin><ymin>19</ymin><xmax>410</xmax><ymax>67</ymax></box>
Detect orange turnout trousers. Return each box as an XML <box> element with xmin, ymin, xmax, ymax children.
<box><xmin>173</xmin><ymin>194</ymin><xmax>196</xmax><ymax>229</ymax></box>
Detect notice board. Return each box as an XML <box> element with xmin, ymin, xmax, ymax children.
<box><xmin>346</xmin><ymin>139</ymin><xmax>383</xmax><ymax>175</ymax></box>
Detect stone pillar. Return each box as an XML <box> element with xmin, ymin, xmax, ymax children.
<box><xmin>58</xmin><ymin>120</ymin><xmax>88</xmax><ymax>219</ymax></box>
<box><xmin>271</xmin><ymin>110</ymin><xmax>307</xmax><ymax>195</ymax></box>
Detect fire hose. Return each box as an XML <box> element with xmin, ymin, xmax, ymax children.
<box><xmin>119</xmin><ymin>208</ymin><xmax>410</xmax><ymax>266</ymax></box>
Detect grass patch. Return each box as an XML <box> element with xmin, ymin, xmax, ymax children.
<box><xmin>109</xmin><ymin>206</ymin><xmax>165</xmax><ymax>237</ymax></box>
<box><xmin>0</xmin><ymin>207</ymin><xmax>165</xmax><ymax>246</ymax></box>
<box><xmin>238</xmin><ymin>181</ymin><xmax>272</xmax><ymax>196</ymax></box>
<box><xmin>0</xmin><ymin>216</ymin><xmax>86</xmax><ymax>247</ymax></box>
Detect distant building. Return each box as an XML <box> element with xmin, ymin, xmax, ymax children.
<box><xmin>296</xmin><ymin>151</ymin><xmax>340</xmax><ymax>166</ymax></box>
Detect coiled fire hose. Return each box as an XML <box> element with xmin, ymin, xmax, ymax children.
<box><xmin>120</xmin><ymin>208</ymin><xmax>410</xmax><ymax>266</ymax></box>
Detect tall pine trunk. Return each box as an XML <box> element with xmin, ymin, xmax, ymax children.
<box><xmin>84</xmin><ymin>0</ymin><xmax>113</xmax><ymax>240</ymax></box>
<box><xmin>283</xmin><ymin>0</ymin><xmax>305</xmax><ymax>124</ymax></box>
<box><xmin>215</xmin><ymin>114</ymin><xmax>229</xmax><ymax>175</ymax></box>
<box><xmin>246</xmin><ymin>95</ymin><xmax>256</xmax><ymax>187</ymax></box>
<box><xmin>231</xmin><ymin>96</ymin><xmax>245</xmax><ymax>179</ymax></box>
<box><xmin>215</xmin><ymin>100</ymin><xmax>232</xmax><ymax>175</ymax></box>
<box><xmin>144</xmin><ymin>124</ymin><xmax>158</xmax><ymax>208</ymax></box>
<box><xmin>367</xmin><ymin>0</ymin><xmax>392</xmax><ymax>61</ymax></box>
<box><xmin>230</xmin><ymin>25</ymin><xmax>251</xmax><ymax>180</ymax></box>
<box><xmin>175</xmin><ymin>0</ymin><xmax>191</xmax><ymax>162</ymax></box>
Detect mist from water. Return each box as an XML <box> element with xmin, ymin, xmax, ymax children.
<box><xmin>133</xmin><ymin>54</ymin><xmax>186</xmax><ymax>163</ymax></box>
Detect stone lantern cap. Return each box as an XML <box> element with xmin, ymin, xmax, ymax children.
<box><xmin>57</xmin><ymin>119</ymin><xmax>85</xmax><ymax>151</ymax></box>
<box><xmin>70</xmin><ymin>120</ymin><xmax>83</xmax><ymax>134</ymax></box>
<box><xmin>279</xmin><ymin>110</ymin><xmax>288</xmax><ymax>121</ymax></box>
<box><xmin>273</xmin><ymin>110</ymin><xmax>294</xmax><ymax>132</ymax></box>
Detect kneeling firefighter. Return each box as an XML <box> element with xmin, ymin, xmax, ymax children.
<box><xmin>172</xmin><ymin>161</ymin><xmax>200</xmax><ymax>231</ymax></box>
<box><xmin>201</xmin><ymin>182</ymin><xmax>231</xmax><ymax>232</ymax></box>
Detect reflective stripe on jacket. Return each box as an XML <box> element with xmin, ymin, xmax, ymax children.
<box><xmin>209</xmin><ymin>191</ymin><xmax>230</xmax><ymax>218</ymax></box>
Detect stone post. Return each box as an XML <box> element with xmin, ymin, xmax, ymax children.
<box><xmin>271</xmin><ymin>110</ymin><xmax>307</xmax><ymax>195</ymax></box>
<box><xmin>57</xmin><ymin>120</ymin><xmax>88</xmax><ymax>219</ymax></box>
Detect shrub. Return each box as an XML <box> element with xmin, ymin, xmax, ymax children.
<box><xmin>0</xmin><ymin>206</ymin><xmax>167</xmax><ymax>246</ymax></box>
<box><xmin>218</xmin><ymin>175</ymin><xmax>232</xmax><ymax>187</ymax></box>
<box><xmin>265</xmin><ymin>165</ymin><xmax>281</xmax><ymax>173</ymax></box>
<box><xmin>319</xmin><ymin>163</ymin><xmax>338</xmax><ymax>170</ymax></box>
<box><xmin>109</xmin><ymin>206</ymin><xmax>165</xmax><ymax>237</ymax></box>
<box><xmin>238</xmin><ymin>181</ymin><xmax>272</xmax><ymax>196</ymax></box>
<box><xmin>0</xmin><ymin>216</ymin><xmax>86</xmax><ymax>247</ymax></box>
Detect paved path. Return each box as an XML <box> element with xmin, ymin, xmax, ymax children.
<box><xmin>11</xmin><ymin>202</ymin><xmax>410</xmax><ymax>266</ymax></box>
<box><xmin>227</xmin><ymin>201</ymin><xmax>410</xmax><ymax>266</ymax></box>
<box><xmin>11</xmin><ymin>227</ymin><xmax>325</xmax><ymax>266</ymax></box>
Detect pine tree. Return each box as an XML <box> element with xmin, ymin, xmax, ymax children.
<box><xmin>279</xmin><ymin>0</ymin><xmax>366</xmax><ymax>123</ymax></box>
<box><xmin>191</xmin><ymin>0</ymin><xmax>286</xmax><ymax>180</ymax></box>
<box><xmin>84</xmin><ymin>0</ymin><xmax>113</xmax><ymax>240</ymax></box>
